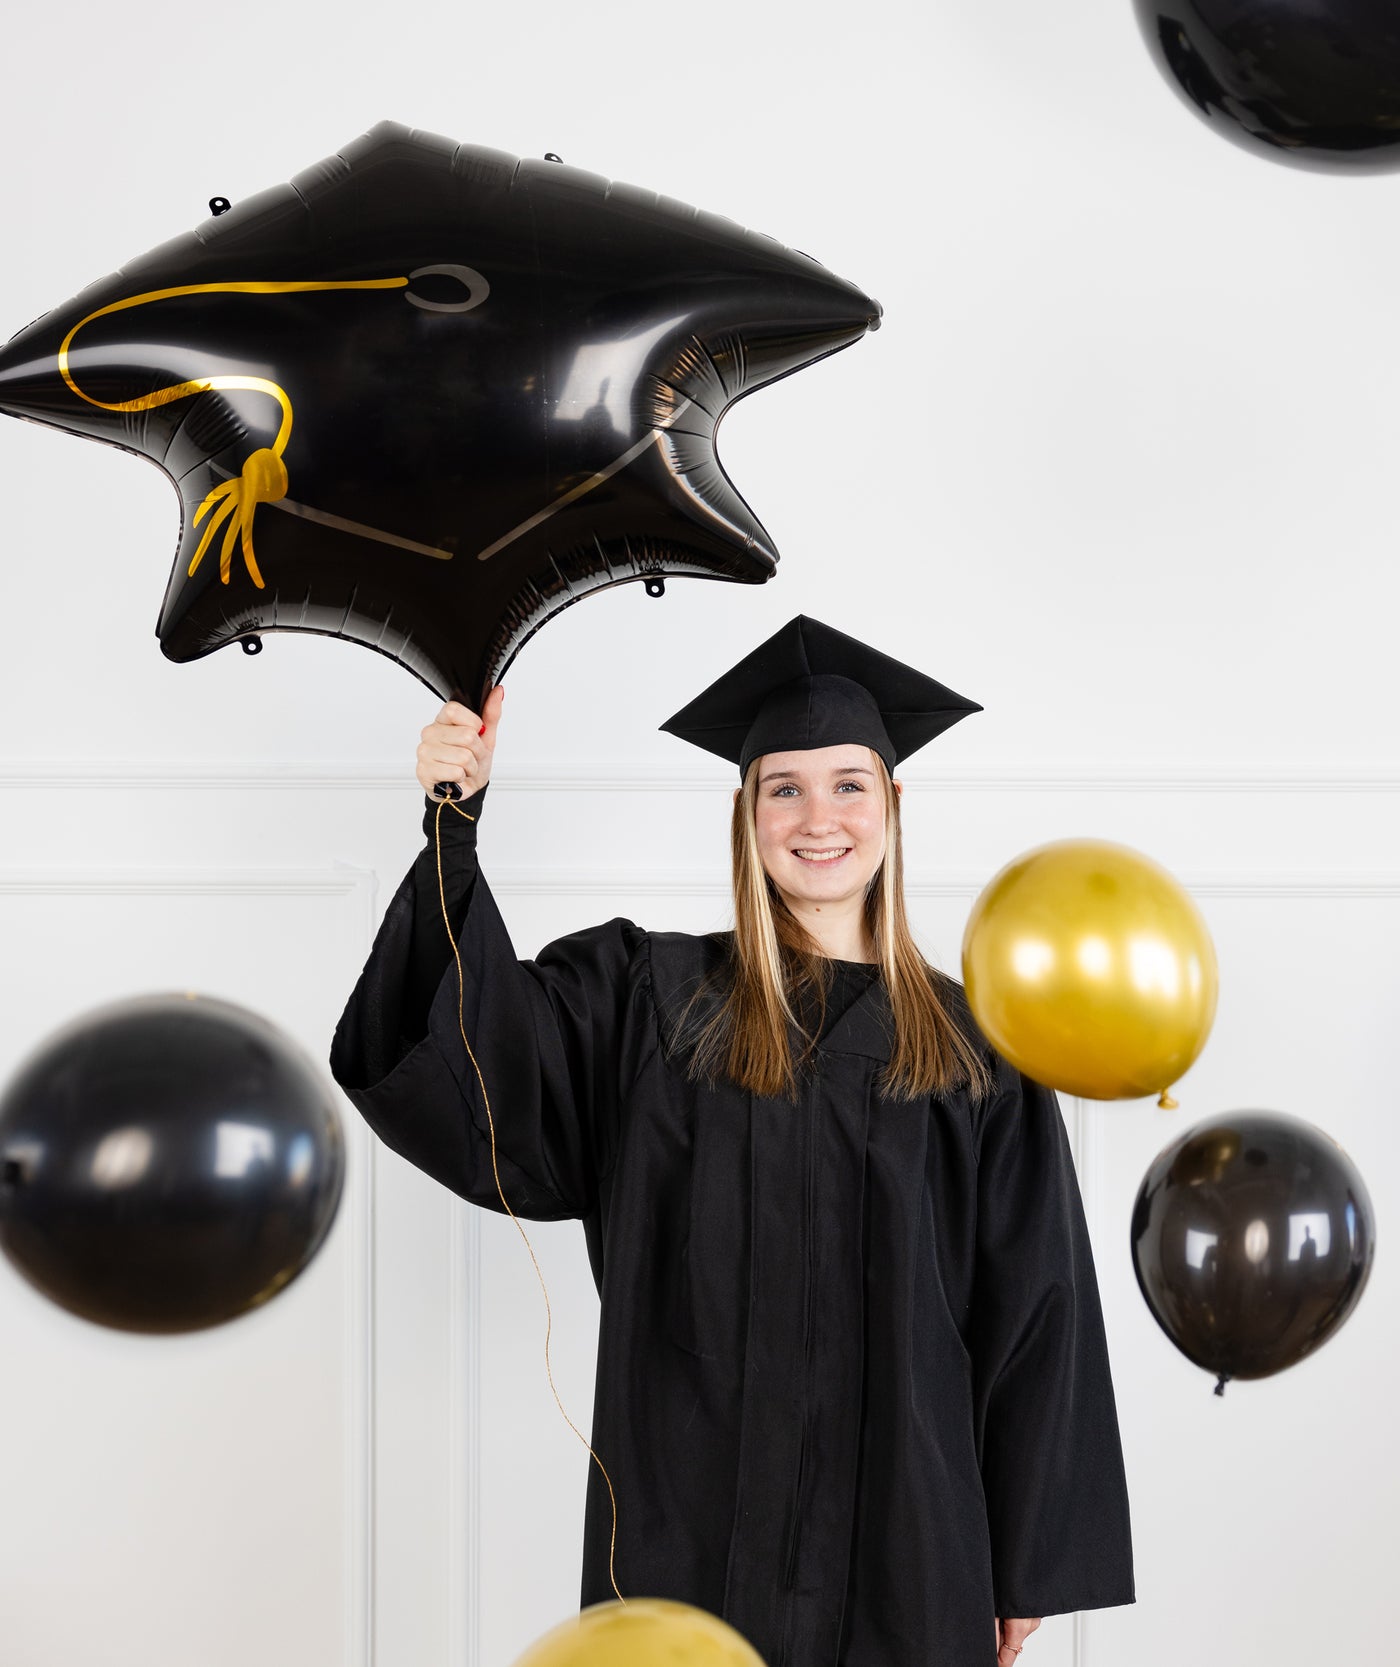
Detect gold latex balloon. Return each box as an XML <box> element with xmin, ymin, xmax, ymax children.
<box><xmin>511</xmin><ymin>1599</ymin><xmax>767</xmax><ymax>1667</ymax></box>
<box><xmin>962</xmin><ymin>839</ymin><xmax>1218</xmax><ymax>1101</ymax></box>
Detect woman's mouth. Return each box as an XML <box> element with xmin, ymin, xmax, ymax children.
<box><xmin>792</xmin><ymin>847</ymin><xmax>852</xmax><ymax>864</ymax></box>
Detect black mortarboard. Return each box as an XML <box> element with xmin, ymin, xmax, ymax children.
<box><xmin>659</xmin><ymin>615</ymin><xmax>982</xmax><ymax>775</ymax></box>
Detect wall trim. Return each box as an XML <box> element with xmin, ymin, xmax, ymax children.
<box><xmin>0</xmin><ymin>865</ymin><xmax>370</xmax><ymax>896</ymax></box>
<box><xmin>4</xmin><ymin>760</ymin><xmax>1400</xmax><ymax>794</ymax></box>
<box><xmin>449</xmin><ymin>1203</ymin><xmax>482</xmax><ymax>1667</ymax></box>
<box><xmin>8</xmin><ymin>865</ymin><xmax>1396</xmax><ymax>901</ymax></box>
<box><xmin>347</xmin><ymin>1117</ymin><xmax>376</xmax><ymax>1667</ymax></box>
<box><xmin>352</xmin><ymin>872</ymin><xmax>379</xmax><ymax>1667</ymax></box>
<box><xmin>0</xmin><ymin>859</ymin><xmax>380</xmax><ymax>1667</ymax></box>
<box><xmin>486</xmin><ymin>867</ymin><xmax>1400</xmax><ymax>899</ymax></box>
<box><xmin>1068</xmin><ymin>1098</ymin><xmax>1099</xmax><ymax>1667</ymax></box>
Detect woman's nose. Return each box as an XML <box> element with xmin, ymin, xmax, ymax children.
<box><xmin>798</xmin><ymin>798</ymin><xmax>840</xmax><ymax>833</ymax></box>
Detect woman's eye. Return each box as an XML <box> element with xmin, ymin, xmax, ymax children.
<box><xmin>836</xmin><ymin>780</ymin><xmax>864</xmax><ymax>793</ymax></box>
<box><xmin>771</xmin><ymin>784</ymin><xmax>799</xmax><ymax>797</ymax></box>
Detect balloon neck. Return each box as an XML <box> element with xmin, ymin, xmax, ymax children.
<box><xmin>1213</xmin><ymin>1373</ymin><xmax>1231</xmax><ymax>1398</ymax></box>
<box><xmin>1157</xmin><ymin>1089</ymin><xmax>1179</xmax><ymax>1110</ymax></box>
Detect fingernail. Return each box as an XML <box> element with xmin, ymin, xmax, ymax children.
<box><xmin>478</xmin><ymin>723</ymin><xmax>486</xmax><ymax>736</ymax></box>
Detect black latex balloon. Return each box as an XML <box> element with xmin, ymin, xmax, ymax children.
<box><xmin>1133</xmin><ymin>0</ymin><xmax>1400</xmax><ymax>173</ymax></box>
<box><xmin>0</xmin><ymin>123</ymin><xmax>881</xmax><ymax>706</ymax></box>
<box><xmin>1131</xmin><ymin>1111</ymin><xmax>1376</xmax><ymax>1392</ymax></box>
<box><xmin>0</xmin><ymin>994</ymin><xmax>345</xmax><ymax>1334</ymax></box>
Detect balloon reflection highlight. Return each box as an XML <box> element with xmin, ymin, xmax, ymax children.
<box><xmin>89</xmin><ymin>1126</ymin><xmax>155</xmax><ymax>1189</ymax></box>
<box><xmin>962</xmin><ymin>839</ymin><xmax>1218</xmax><ymax>1101</ymax></box>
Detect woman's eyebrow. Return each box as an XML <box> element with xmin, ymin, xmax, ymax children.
<box><xmin>757</xmin><ymin>765</ymin><xmax>876</xmax><ymax>785</ymax></box>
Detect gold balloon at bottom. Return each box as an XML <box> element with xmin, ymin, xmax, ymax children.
<box><xmin>962</xmin><ymin>839</ymin><xmax>1218</xmax><ymax>1101</ymax></box>
<box><xmin>511</xmin><ymin>1600</ymin><xmax>767</xmax><ymax>1667</ymax></box>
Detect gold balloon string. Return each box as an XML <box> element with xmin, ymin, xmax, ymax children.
<box><xmin>433</xmin><ymin>797</ymin><xmax>625</xmax><ymax>1604</ymax></box>
<box><xmin>56</xmin><ymin>278</ymin><xmax>409</xmax><ymax>587</ymax></box>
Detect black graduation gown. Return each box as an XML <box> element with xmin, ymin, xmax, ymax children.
<box><xmin>330</xmin><ymin>803</ymin><xmax>1135</xmax><ymax>1666</ymax></box>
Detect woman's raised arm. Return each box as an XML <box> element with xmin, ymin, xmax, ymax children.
<box><xmin>330</xmin><ymin>685</ymin><xmax>645</xmax><ymax>1224</ymax></box>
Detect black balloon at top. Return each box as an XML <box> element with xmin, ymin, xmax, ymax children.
<box><xmin>0</xmin><ymin>123</ymin><xmax>881</xmax><ymax>706</ymax></box>
<box><xmin>1133</xmin><ymin>0</ymin><xmax>1400</xmax><ymax>173</ymax></box>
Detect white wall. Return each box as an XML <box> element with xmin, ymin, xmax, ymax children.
<box><xmin>2</xmin><ymin>2</ymin><xmax>1397</xmax><ymax>1664</ymax></box>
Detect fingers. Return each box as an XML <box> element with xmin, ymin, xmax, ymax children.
<box><xmin>996</xmin><ymin>1618</ymin><xmax>1042</xmax><ymax>1662</ymax></box>
<box><xmin>416</xmin><ymin>689</ymin><xmax>503</xmax><ymax>797</ymax></box>
<box><xmin>480</xmin><ymin>683</ymin><xmax>505</xmax><ymax>747</ymax></box>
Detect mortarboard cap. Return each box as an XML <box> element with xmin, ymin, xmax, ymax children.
<box><xmin>659</xmin><ymin>615</ymin><xmax>982</xmax><ymax>776</ymax></box>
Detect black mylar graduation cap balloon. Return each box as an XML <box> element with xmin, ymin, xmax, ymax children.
<box><xmin>0</xmin><ymin>123</ymin><xmax>881</xmax><ymax>704</ymax></box>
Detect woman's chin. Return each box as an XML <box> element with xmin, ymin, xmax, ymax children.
<box><xmin>773</xmin><ymin>861</ymin><xmax>872</xmax><ymax>911</ymax></box>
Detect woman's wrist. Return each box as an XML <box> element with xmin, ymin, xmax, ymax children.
<box><xmin>421</xmin><ymin>781</ymin><xmax>488</xmax><ymax>841</ymax></box>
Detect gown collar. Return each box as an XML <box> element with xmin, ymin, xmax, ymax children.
<box><xmin>811</xmin><ymin>973</ymin><xmax>893</xmax><ymax>1064</ymax></box>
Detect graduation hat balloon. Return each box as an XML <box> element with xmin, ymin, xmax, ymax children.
<box><xmin>0</xmin><ymin>123</ymin><xmax>881</xmax><ymax>703</ymax></box>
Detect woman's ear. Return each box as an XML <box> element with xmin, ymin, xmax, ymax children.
<box><xmin>893</xmin><ymin>778</ymin><xmax>903</xmax><ymax>797</ymax></box>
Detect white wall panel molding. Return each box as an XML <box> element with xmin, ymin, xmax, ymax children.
<box><xmin>348</xmin><ymin>1112</ymin><xmax>376</xmax><ymax>1667</ymax></box>
<box><xmin>449</xmin><ymin>1204</ymin><xmax>483</xmax><ymax>1667</ymax></box>
<box><xmin>0</xmin><ymin>864</ymin><xmax>374</xmax><ymax>899</ymax></box>
<box><xmin>0</xmin><ymin>860</ymin><xmax>379</xmax><ymax>1667</ymax></box>
<box><xmin>486</xmin><ymin>867</ymin><xmax>1400</xmax><ymax>898</ymax></box>
<box><xmin>4</xmin><ymin>761</ymin><xmax>1400</xmax><ymax>794</ymax></box>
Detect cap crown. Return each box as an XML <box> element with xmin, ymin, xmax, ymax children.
<box><xmin>660</xmin><ymin>616</ymin><xmax>981</xmax><ymax>774</ymax></box>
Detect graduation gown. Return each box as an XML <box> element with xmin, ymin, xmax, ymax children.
<box><xmin>330</xmin><ymin>799</ymin><xmax>1135</xmax><ymax>1665</ymax></box>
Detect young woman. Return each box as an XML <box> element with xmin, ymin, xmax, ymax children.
<box><xmin>330</xmin><ymin>616</ymin><xmax>1135</xmax><ymax>1666</ymax></box>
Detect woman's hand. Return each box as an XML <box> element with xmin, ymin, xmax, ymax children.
<box><xmin>997</xmin><ymin>1617</ymin><xmax>1041</xmax><ymax>1662</ymax></box>
<box><xmin>416</xmin><ymin>685</ymin><xmax>505</xmax><ymax>799</ymax></box>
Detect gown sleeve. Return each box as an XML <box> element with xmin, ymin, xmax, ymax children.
<box><xmin>970</xmin><ymin>1059</ymin><xmax>1136</xmax><ymax>1619</ymax></box>
<box><xmin>329</xmin><ymin>791</ymin><xmax>647</xmax><ymax>1222</ymax></box>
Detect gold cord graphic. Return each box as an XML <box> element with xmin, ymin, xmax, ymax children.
<box><xmin>434</xmin><ymin>796</ymin><xmax>625</xmax><ymax>1604</ymax></box>
<box><xmin>57</xmin><ymin>278</ymin><xmax>409</xmax><ymax>587</ymax></box>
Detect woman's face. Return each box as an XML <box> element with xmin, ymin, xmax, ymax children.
<box><xmin>752</xmin><ymin>744</ymin><xmax>889</xmax><ymax>915</ymax></box>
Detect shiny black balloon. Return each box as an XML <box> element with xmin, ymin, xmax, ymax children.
<box><xmin>0</xmin><ymin>122</ymin><xmax>881</xmax><ymax>707</ymax></box>
<box><xmin>1133</xmin><ymin>0</ymin><xmax>1400</xmax><ymax>173</ymax></box>
<box><xmin>0</xmin><ymin>995</ymin><xmax>344</xmax><ymax>1333</ymax></box>
<box><xmin>1131</xmin><ymin>1111</ymin><xmax>1376</xmax><ymax>1390</ymax></box>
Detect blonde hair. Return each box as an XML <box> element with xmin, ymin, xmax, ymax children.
<box><xmin>688</xmin><ymin>754</ymin><xmax>993</xmax><ymax>1102</ymax></box>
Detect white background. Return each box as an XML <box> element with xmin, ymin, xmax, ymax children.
<box><xmin>1</xmin><ymin>2</ymin><xmax>1396</xmax><ymax>1664</ymax></box>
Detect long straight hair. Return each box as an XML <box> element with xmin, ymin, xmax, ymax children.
<box><xmin>688</xmin><ymin>754</ymin><xmax>993</xmax><ymax>1103</ymax></box>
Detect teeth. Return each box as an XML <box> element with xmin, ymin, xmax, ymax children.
<box><xmin>794</xmin><ymin>848</ymin><xmax>849</xmax><ymax>862</ymax></box>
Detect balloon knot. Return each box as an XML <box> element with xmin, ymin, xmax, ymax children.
<box><xmin>242</xmin><ymin>446</ymin><xmax>290</xmax><ymax>506</ymax></box>
<box><xmin>1213</xmin><ymin>1373</ymin><xmax>1231</xmax><ymax>1397</ymax></box>
<box><xmin>1158</xmin><ymin>1090</ymin><xmax>1179</xmax><ymax>1110</ymax></box>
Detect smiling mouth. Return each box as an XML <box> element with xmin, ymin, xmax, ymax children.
<box><xmin>793</xmin><ymin>848</ymin><xmax>852</xmax><ymax>863</ymax></box>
